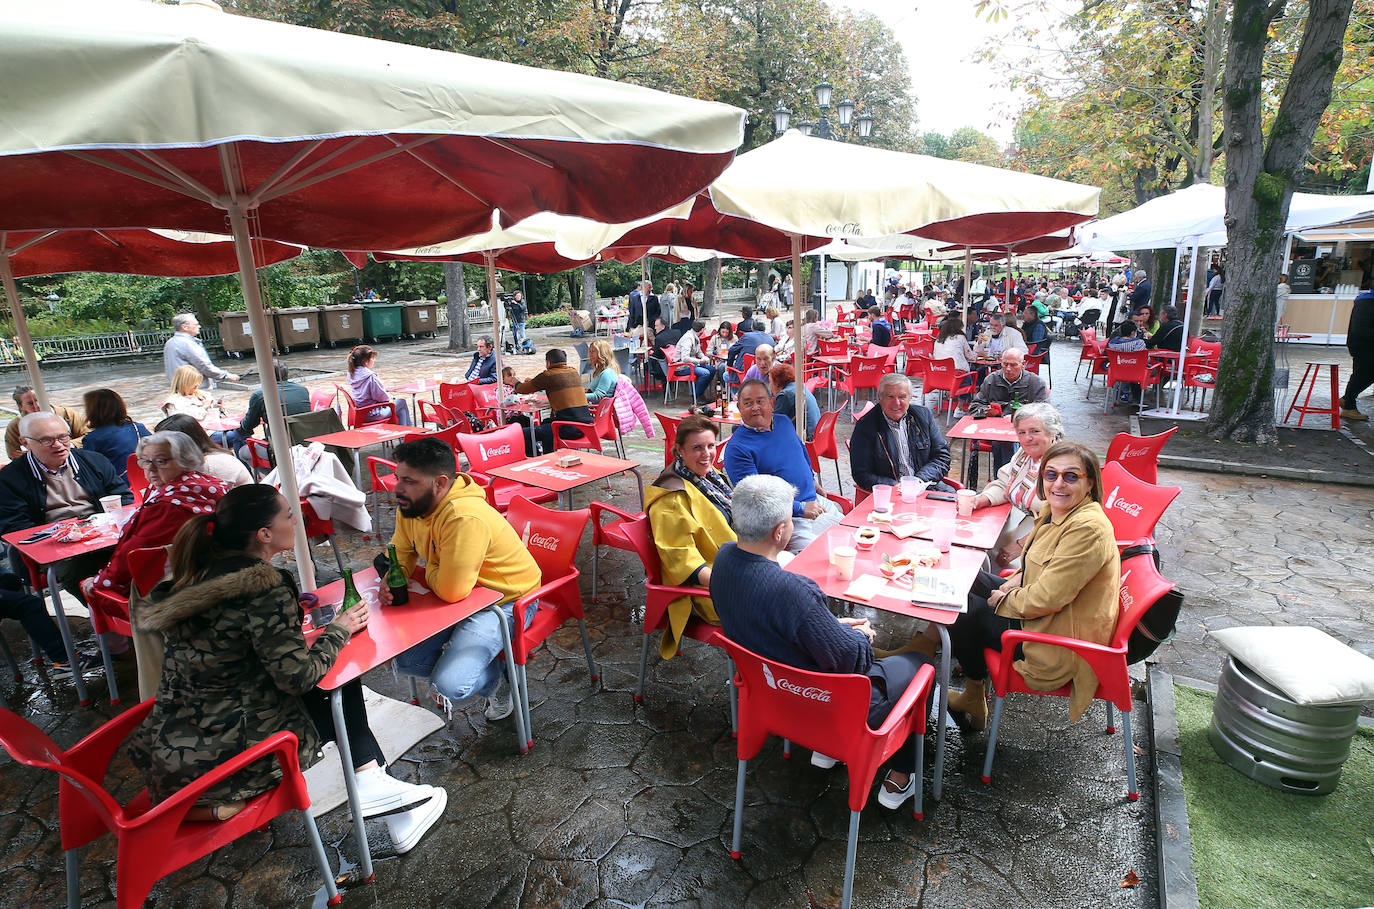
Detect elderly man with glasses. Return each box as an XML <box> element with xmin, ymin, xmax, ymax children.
<box><xmin>0</xmin><ymin>412</ymin><xmax>132</xmax><ymax>599</ymax></box>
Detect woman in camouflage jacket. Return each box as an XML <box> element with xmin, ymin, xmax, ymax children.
<box><xmin>129</xmin><ymin>485</ymin><xmax>446</xmax><ymax>850</ymax></box>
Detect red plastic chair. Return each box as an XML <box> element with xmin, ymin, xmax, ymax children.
<box><xmin>83</xmin><ymin>546</ymin><xmax>168</xmax><ymax>705</ymax></box>
<box><xmin>587</xmin><ymin>501</ymin><xmax>642</xmax><ymax>603</ymax></box>
<box><xmin>243</xmin><ymin>437</ymin><xmax>273</xmax><ymax>482</ymax></box>
<box><xmin>455</xmin><ymin>424</ymin><xmax>558</xmax><ymax>512</ymax></box>
<box><xmin>0</xmin><ymin>700</ymin><xmax>340</xmax><ymax>909</ymax></box>
<box><xmin>1073</xmin><ymin>334</ymin><xmax>1100</xmax><ymax>382</ymax></box>
<box><xmin>721</xmin><ymin>636</ymin><xmax>934</xmax><ymax>909</ymax></box>
<box><xmin>1100</xmin><ymin>461</ymin><xmax>1181</xmax><ymax>551</ymax></box>
<box><xmin>1105</xmin><ymin>428</ymin><xmax>1177</xmax><ymax>484</ymax></box>
<box><xmin>551</xmin><ymin>419</ymin><xmax>602</xmax><ymax>454</ymax></box>
<box><xmin>300</xmin><ymin>500</ymin><xmax>347</xmax><ymax>576</ymax></box>
<box><xmin>1023</xmin><ymin>352</ymin><xmax>1046</xmax><ymax>375</ymax></box>
<box><xmin>835</xmin><ymin>354</ymin><xmax>889</xmax><ymax>419</ymax></box>
<box><xmin>618</xmin><ymin>515</ymin><xmax>728</xmax><ymax>703</ymax></box>
<box><xmin>505</xmin><ymin>496</ymin><xmax>595</xmax><ymax>747</ymax></box>
<box><xmin>439</xmin><ymin>381</ymin><xmax>476</xmax><ymax>417</ymax></box>
<box><xmin>592</xmin><ymin>397</ymin><xmax>625</xmax><ymax>458</ymax></box>
<box><xmin>1101</xmin><ymin>349</ymin><xmax>1163</xmax><ymax>413</ymax></box>
<box><xmin>661</xmin><ymin>349</ymin><xmax>700</xmax><ymax>404</ymax></box>
<box><xmin>1082</xmin><ymin>338</ymin><xmax>1110</xmax><ymax>398</ymax></box>
<box><xmin>365</xmin><ymin>456</ymin><xmax>398</xmax><ymax>534</ymax></box>
<box><xmin>126</xmin><ymin>453</ymin><xmax>149</xmax><ymax>506</ymax></box>
<box><xmin>655</xmin><ymin>412</ymin><xmax>682</xmax><ymax>467</ymax></box>
<box><xmin>922</xmin><ymin>357</ymin><xmax>977</xmax><ymax>424</ymax></box>
<box><xmin>818</xmin><ymin>338</ymin><xmax>850</xmax><ymax>358</ymax></box>
<box><xmin>417</xmin><ymin>399</ymin><xmax>457</xmax><ymax>429</ymax></box>
<box><xmin>335</xmin><ymin>384</ymin><xmax>397</xmax><ymax>428</ymax></box>
<box><xmin>981</xmin><ymin>553</ymin><xmax>1177</xmax><ymax>802</ymax></box>
<box><xmin>308</xmin><ymin>389</ymin><xmax>337</xmax><ymax>412</ymax></box>
<box><xmin>467</xmin><ymin>383</ymin><xmax>502</xmax><ymax>427</ymax></box>
<box><xmin>864</xmin><ymin>344</ymin><xmax>900</xmax><ymax>368</ymax></box>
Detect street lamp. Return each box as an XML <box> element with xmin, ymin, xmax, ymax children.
<box><xmin>772</xmin><ymin>80</ymin><xmax>875</xmax><ymax>142</ymax></box>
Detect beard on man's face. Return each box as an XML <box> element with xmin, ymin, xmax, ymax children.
<box><xmin>397</xmin><ymin>486</ymin><xmax>437</xmax><ymax>518</ymax></box>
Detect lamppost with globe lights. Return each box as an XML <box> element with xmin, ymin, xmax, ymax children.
<box><xmin>772</xmin><ymin>81</ymin><xmax>874</xmax><ymax>142</ymax></box>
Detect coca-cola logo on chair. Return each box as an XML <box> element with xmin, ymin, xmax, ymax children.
<box><xmin>761</xmin><ymin>662</ymin><xmax>832</xmax><ymax>703</ymax></box>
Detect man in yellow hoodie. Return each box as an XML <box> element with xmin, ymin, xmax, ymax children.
<box><xmin>379</xmin><ymin>438</ymin><xmax>540</xmax><ymax>720</ymax></box>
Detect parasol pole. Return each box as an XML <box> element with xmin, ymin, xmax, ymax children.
<box><xmin>485</xmin><ymin>252</ymin><xmax>507</xmax><ymax>426</ymax></box>
<box><xmin>218</xmin><ymin>148</ymin><xmax>315</xmax><ymax>590</ymax></box>
<box><xmin>0</xmin><ymin>242</ymin><xmax>52</xmax><ymax>411</ymax></box>
<box><xmin>962</xmin><ymin>248</ymin><xmax>973</xmax><ymax>315</ymax></box>
<box><xmin>790</xmin><ymin>234</ymin><xmax>806</xmax><ymax>440</ymax></box>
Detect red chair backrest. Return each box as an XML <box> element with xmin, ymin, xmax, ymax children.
<box><xmin>334</xmin><ymin>384</ymin><xmax>383</xmax><ymax>428</ymax></box>
<box><xmin>848</xmin><ymin>354</ymin><xmax>889</xmax><ymax>390</ymax></box>
<box><xmin>740</xmin><ymin>353</ymin><xmax>755</xmax><ymax>375</ymax></box>
<box><xmin>1105</xmin><ymin>427</ymin><xmax>1177</xmax><ymax>485</ymax></box>
<box><xmin>456</xmin><ymin>423</ymin><xmax>527</xmax><ymax>472</ymax></box>
<box><xmin>126</xmin><ymin>453</ymin><xmax>149</xmax><ymax>505</ymax></box>
<box><xmin>922</xmin><ymin>357</ymin><xmax>965</xmax><ymax>392</ymax></box>
<box><xmin>812</xmin><ymin>409</ymin><xmax>840</xmax><ymax>460</ymax></box>
<box><xmin>553</xmin><ymin>420</ymin><xmax>602</xmax><ymax>452</ymax></box>
<box><xmin>1100</xmin><ymin>461</ymin><xmax>1181</xmax><ymax>545</ymax></box>
<box><xmin>618</xmin><ymin>512</ymin><xmax>664</xmax><ymax>584</ymax></box>
<box><xmin>417</xmin><ymin>400</ymin><xmax>457</xmax><ymax>428</ymax></box>
<box><xmin>403</xmin><ymin>422</ymin><xmax>464</xmax><ymax>454</ymax></box>
<box><xmin>1103</xmin><ymin>349</ymin><xmax>1150</xmax><ymax>383</ymax></box>
<box><xmin>1023</xmin><ymin>352</ymin><xmax>1045</xmax><ymax>374</ymax></box>
<box><xmin>469</xmin><ymin>383</ymin><xmax>500</xmax><ymax>414</ymax></box>
<box><xmin>309</xmin><ymin>389</ymin><xmax>337</xmax><ymax>412</ymax></box>
<box><xmin>505</xmin><ymin>496</ymin><xmax>589</xmax><ymax>584</ymax></box>
<box><xmin>655</xmin><ymin>412</ymin><xmax>682</xmax><ymax>466</ymax></box>
<box><xmin>593</xmin><ymin>397</ymin><xmax>619</xmax><ymax>443</ymax></box>
<box><xmin>901</xmin><ymin>337</ymin><xmax>933</xmax><ymax>359</ymax></box>
<box><xmin>865</xmin><ymin>344</ymin><xmax>900</xmax><ymax>367</ymax></box>
<box><xmin>128</xmin><ymin>546</ymin><xmax>169</xmax><ymax>598</ymax></box>
<box><xmin>1194</xmin><ymin>340</ymin><xmax>1221</xmax><ymax>362</ymax></box>
<box><xmin>818</xmin><ymin>338</ymin><xmax>849</xmax><ymax>357</ymax></box>
<box><xmin>0</xmin><ymin>706</ymin><xmax>127</xmax><ymax>837</ymax></box>
<box><xmin>244</xmin><ymin>437</ymin><xmax>272</xmax><ymax>471</ymax></box>
<box><xmin>440</xmin><ymin>381</ymin><xmax>475</xmax><ymax>413</ymax></box>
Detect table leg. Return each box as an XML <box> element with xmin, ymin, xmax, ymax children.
<box><xmin>489</xmin><ymin>603</ymin><xmax>530</xmax><ymax>753</ymax></box>
<box><xmin>330</xmin><ymin>689</ymin><xmax>375</xmax><ymax>882</ymax></box>
<box><xmin>351</xmin><ymin>449</ymin><xmax>363</xmax><ymax>489</ymax></box>
<box><xmin>628</xmin><ymin>467</ymin><xmax>645</xmax><ymax>510</ymax></box>
<box><xmin>933</xmin><ymin>624</ymin><xmax>951</xmax><ymax>800</ymax></box>
<box><xmin>46</xmin><ymin>566</ymin><xmax>89</xmax><ymax>706</ymax></box>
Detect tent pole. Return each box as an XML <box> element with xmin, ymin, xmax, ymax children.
<box><xmin>791</xmin><ymin>234</ymin><xmax>805</xmax><ymax>440</ymax></box>
<box><xmin>0</xmin><ymin>249</ymin><xmax>51</xmax><ymax>411</ymax></box>
<box><xmin>219</xmin><ymin>149</ymin><xmax>315</xmax><ymax>590</ymax></box>
<box><xmin>1170</xmin><ymin>244</ymin><xmax>1200</xmax><ymax>414</ymax></box>
<box><xmin>485</xmin><ymin>253</ymin><xmax>506</xmax><ymax>426</ymax></box>
<box><xmin>1168</xmin><ymin>244</ymin><xmax>1183</xmax><ymax>311</ymax></box>
<box><xmin>963</xmin><ymin>248</ymin><xmax>973</xmax><ymax>313</ymax></box>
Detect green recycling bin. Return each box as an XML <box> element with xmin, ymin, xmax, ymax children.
<box><xmin>216</xmin><ymin>311</ymin><xmax>277</xmax><ymax>357</ymax></box>
<box><xmin>401</xmin><ymin>300</ymin><xmax>438</xmax><ymax>337</ymax></box>
<box><xmin>318</xmin><ymin>304</ymin><xmax>364</xmax><ymax>347</ymax></box>
<box><xmin>273</xmin><ymin>307</ymin><xmax>320</xmax><ymax>350</ymax></box>
<box><xmin>361</xmin><ymin>301</ymin><xmax>402</xmax><ymax>341</ymax></box>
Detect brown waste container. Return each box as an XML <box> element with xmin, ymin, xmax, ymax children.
<box><xmin>318</xmin><ymin>304</ymin><xmax>364</xmax><ymax>347</ymax></box>
<box><xmin>217</xmin><ymin>311</ymin><xmax>277</xmax><ymax>356</ymax></box>
<box><xmin>273</xmin><ymin>307</ymin><xmax>320</xmax><ymax>350</ymax></box>
<box><xmin>401</xmin><ymin>300</ymin><xmax>439</xmax><ymax>337</ymax></box>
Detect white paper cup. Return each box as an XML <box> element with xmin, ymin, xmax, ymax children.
<box><xmin>871</xmin><ymin>484</ymin><xmax>893</xmax><ymax>512</ymax></box>
<box><xmin>900</xmin><ymin>477</ymin><xmax>923</xmax><ymax>502</ymax></box>
<box><xmin>833</xmin><ymin>546</ymin><xmax>857</xmax><ymax>581</ymax></box>
<box><xmin>956</xmin><ymin>489</ymin><xmax>976</xmax><ymax>516</ymax></box>
<box><xmin>931</xmin><ymin>521</ymin><xmax>954</xmax><ymax>552</ymax></box>
<box><xmin>99</xmin><ymin>494</ymin><xmax>123</xmax><ymax>515</ymax></box>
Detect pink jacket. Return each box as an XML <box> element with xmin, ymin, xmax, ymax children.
<box><xmin>613</xmin><ymin>374</ymin><xmax>655</xmax><ymax>438</ymax></box>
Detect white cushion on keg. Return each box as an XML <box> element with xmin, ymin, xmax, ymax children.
<box><xmin>1210</xmin><ymin>626</ymin><xmax>1374</xmax><ymax>706</ymax></box>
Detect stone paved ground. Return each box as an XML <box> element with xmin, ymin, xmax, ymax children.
<box><xmin>2</xmin><ymin>322</ymin><xmax>1369</xmax><ymax>908</ymax></box>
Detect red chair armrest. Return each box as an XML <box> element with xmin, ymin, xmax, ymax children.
<box><xmin>987</xmin><ymin>629</ymin><xmax>1126</xmax><ymax>695</ymax></box>
<box><xmin>870</xmin><ymin>663</ymin><xmax>935</xmax><ymax>738</ymax></box>
<box><xmin>134</xmin><ymin>730</ymin><xmax>305</xmax><ymax>828</ymax></box>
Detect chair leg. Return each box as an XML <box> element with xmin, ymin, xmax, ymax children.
<box><xmin>576</xmin><ymin>619</ymin><xmax>598</xmax><ymax>682</ymax></box>
<box><xmin>634</xmin><ymin>632</ymin><xmax>652</xmax><ymax>702</ymax></box>
<box><xmin>65</xmin><ymin>848</ymin><xmax>80</xmax><ymax>909</ymax></box>
<box><xmin>833</xmin><ymin>460</ymin><xmax>843</xmax><ymax>495</ymax></box>
<box><xmin>300</xmin><ymin>809</ymin><xmax>342</xmax><ymax>906</ymax></box>
<box><xmin>782</xmin><ymin>739</ymin><xmax>791</xmax><ymax>758</ymax></box>
<box><xmin>841</xmin><ymin>809</ymin><xmax>860</xmax><ymax>909</ymax></box>
<box><xmin>1105</xmin><ymin>701</ymin><xmax>1116</xmax><ymax>734</ymax></box>
<box><xmin>728</xmin><ymin>663</ymin><xmax>738</xmax><ymax>735</ymax></box>
<box><xmin>327</xmin><ymin>535</ymin><xmax>346</xmax><ymax>575</ymax></box>
<box><xmin>1121</xmin><ymin>709</ymin><xmax>1139</xmax><ymax>801</ymax></box>
<box><xmin>730</xmin><ymin>758</ymin><xmax>748</xmax><ymax>859</ymax></box>
<box><xmin>912</xmin><ymin>731</ymin><xmax>925</xmax><ymax>820</ymax></box>
<box><xmin>97</xmin><ymin>633</ymin><xmax>120</xmax><ymax>705</ymax></box>
<box><xmin>980</xmin><ymin>694</ymin><xmax>1006</xmax><ymax>784</ymax></box>
<box><xmin>409</xmin><ymin>675</ymin><xmax>421</xmax><ymax>705</ymax></box>
<box><xmin>519</xmin><ymin>662</ymin><xmax>533</xmax><ymax>748</ymax></box>
<box><xmin>590</xmin><ymin>545</ymin><xmax>600</xmax><ymax>602</ymax></box>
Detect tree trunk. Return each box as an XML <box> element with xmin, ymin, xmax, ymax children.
<box><xmin>1208</xmin><ymin>0</ymin><xmax>1355</xmax><ymax>444</ymax></box>
<box><xmin>581</xmin><ymin>264</ymin><xmax>598</xmax><ymax>315</ymax></box>
<box><xmin>1195</xmin><ymin>0</ymin><xmax>1226</xmax><ymax>182</ymax></box>
<box><xmin>444</xmin><ymin>261</ymin><xmax>469</xmax><ymax>351</ymax></box>
<box><xmin>702</xmin><ymin>257</ymin><xmax>721</xmax><ymax>318</ymax></box>
<box><xmin>1152</xmin><ymin>247</ymin><xmax>1177</xmax><ymax>312</ymax></box>
<box><xmin>752</xmin><ymin>262</ymin><xmax>768</xmax><ymax>305</ymax></box>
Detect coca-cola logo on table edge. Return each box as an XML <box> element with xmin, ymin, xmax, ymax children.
<box><xmin>761</xmin><ymin>662</ymin><xmax>832</xmax><ymax>702</ymax></box>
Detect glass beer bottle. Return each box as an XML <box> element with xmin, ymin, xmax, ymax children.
<box><xmin>386</xmin><ymin>544</ymin><xmax>409</xmax><ymax>606</ymax></box>
<box><xmin>340</xmin><ymin>568</ymin><xmax>363</xmax><ymax>612</ymax></box>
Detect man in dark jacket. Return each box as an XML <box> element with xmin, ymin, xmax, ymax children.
<box><xmin>224</xmin><ymin>360</ymin><xmax>311</xmax><ymax>458</ymax></box>
<box><xmin>463</xmin><ymin>336</ymin><xmax>498</xmax><ymax>384</ymax></box>
<box><xmin>971</xmin><ymin>348</ymin><xmax>1050</xmax><ymax>472</ymax></box>
<box><xmin>627</xmin><ymin>283</ymin><xmax>644</xmax><ymax>333</ymax></box>
<box><xmin>1145</xmin><ymin>306</ymin><xmax>1184</xmax><ymax>352</ymax></box>
<box><xmin>0</xmin><ymin>412</ymin><xmax>131</xmax><ymax>597</ymax></box>
<box><xmin>849</xmin><ymin>374</ymin><xmax>951</xmax><ymax>492</ymax></box>
<box><xmin>726</xmin><ymin>324</ymin><xmax>777</xmax><ymax>372</ymax></box>
<box><xmin>868</xmin><ymin>307</ymin><xmax>893</xmax><ymax>348</ymax></box>
<box><xmin>648</xmin><ymin>318</ymin><xmax>683</xmax><ymax>385</ymax></box>
<box><xmin>1341</xmin><ymin>280</ymin><xmax>1374</xmax><ymax>421</ymax></box>
<box><xmin>1128</xmin><ymin>273</ymin><xmax>1152</xmax><ymax>311</ymax></box>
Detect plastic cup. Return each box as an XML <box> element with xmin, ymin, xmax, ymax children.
<box><xmin>900</xmin><ymin>477</ymin><xmax>923</xmax><ymax>502</ymax></box>
<box><xmin>871</xmin><ymin>484</ymin><xmax>893</xmax><ymax>512</ymax></box>
<box><xmin>827</xmin><ymin>528</ymin><xmax>850</xmax><ymax>565</ymax></box>
<box><xmin>99</xmin><ymin>494</ymin><xmax>122</xmax><ymax>515</ymax></box>
<box><xmin>956</xmin><ymin>489</ymin><xmax>977</xmax><ymax>516</ymax></box>
<box><xmin>931</xmin><ymin>520</ymin><xmax>954</xmax><ymax>553</ymax></box>
<box><xmin>833</xmin><ymin>546</ymin><xmax>857</xmax><ymax>581</ymax></box>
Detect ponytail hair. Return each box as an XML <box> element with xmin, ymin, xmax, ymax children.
<box><xmin>169</xmin><ymin>485</ymin><xmax>286</xmax><ymax>589</ymax></box>
<box><xmin>348</xmin><ymin>344</ymin><xmax>376</xmax><ymax>376</ymax></box>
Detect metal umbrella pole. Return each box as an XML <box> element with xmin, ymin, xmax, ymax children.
<box><xmin>0</xmin><ymin>242</ymin><xmax>51</xmax><ymax>410</ymax></box>
<box><xmin>790</xmin><ymin>234</ymin><xmax>806</xmax><ymax>439</ymax></box>
<box><xmin>485</xmin><ymin>252</ymin><xmax>507</xmax><ymax>426</ymax></box>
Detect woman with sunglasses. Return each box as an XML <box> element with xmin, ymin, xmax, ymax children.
<box><xmin>878</xmin><ymin>441</ymin><xmax>1119</xmax><ymax>808</ymax></box>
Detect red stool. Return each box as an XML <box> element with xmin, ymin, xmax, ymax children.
<box><xmin>1283</xmin><ymin>362</ymin><xmax>1341</xmax><ymax>429</ymax></box>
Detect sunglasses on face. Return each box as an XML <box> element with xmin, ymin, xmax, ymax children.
<box><xmin>1042</xmin><ymin>468</ymin><xmax>1083</xmax><ymax>484</ymax></box>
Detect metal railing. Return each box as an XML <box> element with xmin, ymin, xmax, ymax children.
<box><xmin>0</xmin><ymin>325</ymin><xmax>224</xmax><ymax>365</ymax></box>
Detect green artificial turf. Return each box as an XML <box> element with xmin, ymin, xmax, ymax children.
<box><xmin>1174</xmin><ymin>684</ymin><xmax>1374</xmax><ymax>909</ymax></box>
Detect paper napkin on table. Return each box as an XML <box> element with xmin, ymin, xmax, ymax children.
<box><xmin>843</xmin><ymin>575</ymin><xmax>887</xmax><ymax>601</ymax></box>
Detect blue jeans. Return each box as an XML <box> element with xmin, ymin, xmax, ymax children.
<box><xmin>690</xmin><ymin>365</ymin><xmax>714</xmax><ymax>399</ymax></box>
<box><xmin>394</xmin><ymin>602</ymin><xmax>535</xmax><ymax>702</ymax></box>
<box><xmin>511</xmin><ymin>321</ymin><xmax>527</xmax><ymax>347</ymax></box>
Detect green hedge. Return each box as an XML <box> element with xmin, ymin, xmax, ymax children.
<box><xmin>526</xmin><ymin>310</ymin><xmax>570</xmax><ymax>328</ymax></box>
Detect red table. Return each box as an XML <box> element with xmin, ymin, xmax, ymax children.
<box><xmin>391</xmin><ymin>379</ymin><xmax>444</xmax><ymax>416</ymax></box>
<box><xmin>305</xmin><ymin>423</ymin><xmax>414</xmax><ymax>486</ymax></box>
<box><xmin>486</xmin><ymin>450</ymin><xmax>645</xmax><ymax>509</ymax></box>
<box><xmin>946</xmin><ymin>414</ymin><xmax>1017</xmax><ymax>488</ymax></box>
<box><xmin>311</xmin><ymin>568</ymin><xmax>505</xmax><ymax>880</ymax></box>
<box><xmin>502</xmin><ymin>393</ymin><xmax>549</xmax><ymax>453</ymax></box>
<box><xmin>785</xmin><ymin>532</ymin><xmax>986</xmax><ymax>799</ymax></box>
<box><xmin>201</xmin><ymin>412</ymin><xmax>246</xmax><ymax>434</ymax></box>
<box><xmin>841</xmin><ymin>490</ymin><xmax>1012</xmax><ymax>551</ymax></box>
<box><xmin>4</xmin><ymin>515</ymin><xmax>126</xmax><ymax>706</ymax></box>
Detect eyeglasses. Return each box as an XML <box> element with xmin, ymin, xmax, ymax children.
<box><xmin>137</xmin><ymin>457</ymin><xmax>174</xmax><ymax>469</ymax></box>
<box><xmin>1042</xmin><ymin>468</ymin><xmax>1083</xmax><ymax>485</ymax></box>
<box><xmin>24</xmin><ymin>433</ymin><xmax>71</xmax><ymax>447</ymax></box>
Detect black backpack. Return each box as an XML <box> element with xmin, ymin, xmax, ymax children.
<box><xmin>1121</xmin><ymin>543</ymin><xmax>1183</xmax><ymax>664</ymax></box>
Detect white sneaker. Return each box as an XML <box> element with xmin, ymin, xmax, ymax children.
<box><xmin>484</xmin><ymin>673</ymin><xmax>515</xmax><ymax>721</ymax></box>
<box><xmin>353</xmin><ymin>766</ymin><xmax>434</xmax><ymax>818</ymax></box>
<box><xmin>385</xmin><ymin>785</ymin><xmax>446</xmax><ymax>854</ymax></box>
<box><xmin>810</xmin><ymin>751</ymin><xmax>838</xmax><ymax>770</ymax></box>
<box><xmin>876</xmin><ymin>772</ymin><xmax>917</xmax><ymax>810</ymax></box>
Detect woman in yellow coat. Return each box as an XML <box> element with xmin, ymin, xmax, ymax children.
<box><xmin>944</xmin><ymin>440</ymin><xmax>1120</xmax><ymax>730</ymax></box>
<box><xmin>645</xmin><ymin>415</ymin><xmax>736</xmax><ymax>659</ymax></box>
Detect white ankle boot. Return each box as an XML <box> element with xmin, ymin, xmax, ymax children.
<box><xmin>354</xmin><ymin>765</ymin><xmax>434</xmax><ymax>818</ymax></box>
<box><xmin>385</xmin><ymin>786</ymin><xmax>447</xmax><ymax>853</ymax></box>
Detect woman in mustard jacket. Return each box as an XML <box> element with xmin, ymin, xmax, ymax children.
<box><xmin>644</xmin><ymin>415</ymin><xmax>736</xmax><ymax>659</ymax></box>
<box><xmin>945</xmin><ymin>440</ymin><xmax>1120</xmax><ymax>730</ymax></box>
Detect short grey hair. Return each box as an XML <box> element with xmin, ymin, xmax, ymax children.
<box><xmin>172</xmin><ymin>313</ymin><xmax>198</xmax><ymax>331</ymax></box>
<box><xmin>731</xmin><ymin>475</ymin><xmax>796</xmax><ymax>542</ymax></box>
<box><xmin>11</xmin><ymin>384</ymin><xmax>33</xmax><ymax>405</ymax></box>
<box><xmin>18</xmin><ymin>411</ymin><xmax>65</xmax><ymax>439</ymax></box>
<box><xmin>138</xmin><ymin>431</ymin><xmax>205</xmax><ymax>473</ymax></box>
<box><xmin>1012</xmin><ymin>402</ymin><xmax>1065</xmax><ymax>441</ymax></box>
<box><xmin>877</xmin><ymin>373</ymin><xmax>912</xmax><ymax>396</ymax></box>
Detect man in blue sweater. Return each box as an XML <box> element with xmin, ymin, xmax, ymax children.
<box><xmin>710</xmin><ymin>475</ymin><xmax>932</xmax><ymax>810</ymax></box>
<box><xmin>723</xmin><ymin>380</ymin><xmax>842</xmax><ymax>553</ymax></box>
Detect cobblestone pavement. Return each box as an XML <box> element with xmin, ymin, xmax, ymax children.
<box><xmin>2</xmin><ymin>322</ymin><xmax>1368</xmax><ymax>908</ymax></box>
